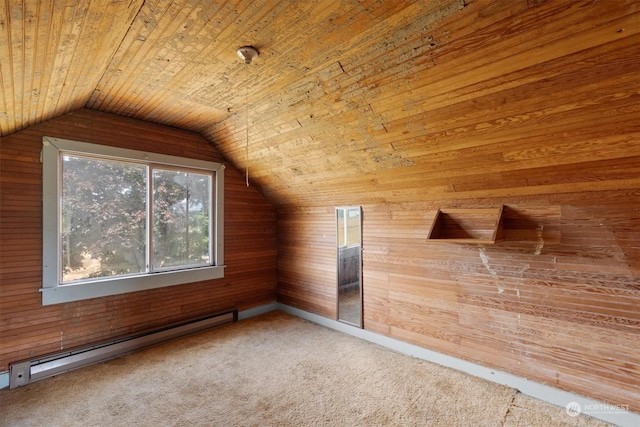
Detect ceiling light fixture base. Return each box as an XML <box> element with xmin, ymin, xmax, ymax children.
<box><xmin>237</xmin><ymin>46</ymin><xmax>259</xmax><ymax>64</ymax></box>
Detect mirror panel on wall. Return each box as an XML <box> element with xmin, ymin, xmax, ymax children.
<box><xmin>336</xmin><ymin>206</ymin><xmax>362</xmax><ymax>327</ymax></box>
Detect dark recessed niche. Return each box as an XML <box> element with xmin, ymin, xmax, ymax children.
<box><xmin>427</xmin><ymin>206</ymin><xmax>504</xmax><ymax>244</ymax></box>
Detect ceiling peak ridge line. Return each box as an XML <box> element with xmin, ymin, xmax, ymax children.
<box><xmin>86</xmin><ymin>0</ymin><xmax>147</xmax><ymax>112</ymax></box>
<box><xmin>55</xmin><ymin>1</ymin><xmax>101</xmax><ymax>119</ymax></box>
<box><xmin>111</xmin><ymin>0</ymin><xmax>224</xmax><ymax>120</ymax></box>
<box><xmin>99</xmin><ymin>0</ymin><xmax>167</xmax><ymax>115</ymax></box>
<box><xmin>91</xmin><ymin>0</ymin><xmax>182</xmax><ymax>116</ymax></box>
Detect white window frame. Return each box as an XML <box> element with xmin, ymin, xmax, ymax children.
<box><xmin>41</xmin><ymin>137</ymin><xmax>225</xmax><ymax>305</ymax></box>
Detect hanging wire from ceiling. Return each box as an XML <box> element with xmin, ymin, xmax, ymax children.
<box><xmin>236</xmin><ymin>46</ymin><xmax>259</xmax><ymax>187</ymax></box>
<box><xmin>245</xmin><ymin>67</ymin><xmax>250</xmax><ymax>187</ymax></box>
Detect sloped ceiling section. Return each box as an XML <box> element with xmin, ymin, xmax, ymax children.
<box><xmin>0</xmin><ymin>0</ymin><xmax>144</xmax><ymax>133</ymax></box>
<box><xmin>1</xmin><ymin>1</ymin><xmax>639</xmax><ymax>206</ymax></box>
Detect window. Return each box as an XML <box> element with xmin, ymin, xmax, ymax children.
<box><xmin>337</xmin><ymin>207</ymin><xmax>361</xmax><ymax>248</ymax></box>
<box><xmin>42</xmin><ymin>137</ymin><xmax>225</xmax><ymax>305</ymax></box>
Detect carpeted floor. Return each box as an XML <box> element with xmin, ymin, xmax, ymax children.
<box><xmin>0</xmin><ymin>311</ymin><xmax>612</xmax><ymax>426</ymax></box>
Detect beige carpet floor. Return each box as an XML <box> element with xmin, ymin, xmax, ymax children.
<box><xmin>0</xmin><ymin>311</ymin><xmax>612</xmax><ymax>427</ymax></box>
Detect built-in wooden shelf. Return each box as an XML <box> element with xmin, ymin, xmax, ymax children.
<box><xmin>427</xmin><ymin>206</ymin><xmax>504</xmax><ymax>244</ymax></box>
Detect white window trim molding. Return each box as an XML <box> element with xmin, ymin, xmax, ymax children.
<box><xmin>41</xmin><ymin>137</ymin><xmax>225</xmax><ymax>305</ymax></box>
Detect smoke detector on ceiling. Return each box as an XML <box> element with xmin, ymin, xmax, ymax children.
<box><xmin>237</xmin><ymin>46</ymin><xmax>259</xmax><ymax>64</ymax></box>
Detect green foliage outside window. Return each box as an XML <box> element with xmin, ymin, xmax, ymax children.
<box><xmin>61</xmin><ymin>154</ymin><xmax>212</xmax><ymax>283</ymax></box>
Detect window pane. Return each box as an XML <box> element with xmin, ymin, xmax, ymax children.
<box><xmin>152</xmin><ymin>169</ymin><xmax>212</xmax><ymax>270</ymax></box>
<box><xmin>61</xmin><ymin>155</ymin><xmax>147</xmax><ymax>283</ymax></box>
<box><xmin>346</xmin><ymin>208</ymin><xmax>361</xmax><ymax>246</ymax></box>
<box><xmin>337</xmin><ymin>209</ymin><xmax>346</xmax><ymax>247</ymax></box>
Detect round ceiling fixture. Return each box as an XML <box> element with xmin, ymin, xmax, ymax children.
<box><xmin>236</xmin><ymin>46</ymin><xmax>259</xmax><ymax>64</ymax></box>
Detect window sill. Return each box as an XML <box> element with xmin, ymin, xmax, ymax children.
<box><xmin>41</xmin><ymin>265</ymin><xmax>225</xmax><ymax>305</ymax></box>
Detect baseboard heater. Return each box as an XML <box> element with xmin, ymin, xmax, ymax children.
<box><xmin>9</xmin><ymin>309</ymin><xmax>237</xmax><ymax>389</ymax></box>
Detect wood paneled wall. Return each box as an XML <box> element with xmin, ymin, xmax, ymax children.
<box><xmin>0</xmin><ymin>109</ymin><xmax>277</xmax><ymax>371</ymax></box>
<box><xmin>278</xmin><ymin>193</ymin><xmax>640</xmax><ymax>412</ymax></box>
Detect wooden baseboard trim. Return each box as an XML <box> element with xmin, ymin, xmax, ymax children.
<box><xmin>237</xmin><ymin>302</ymin><xmax>279</xmax><ymax>320</ymax></box>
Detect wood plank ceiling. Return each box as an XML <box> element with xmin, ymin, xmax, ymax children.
<box><xmin>1</xmin><ymin>0</ymin><xmax>639</xmax><ymax>206</ymax></box>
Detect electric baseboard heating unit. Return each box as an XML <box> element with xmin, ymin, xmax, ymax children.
<box><xmin>9</xmin><ymin>309</ymin><xmax>237</xmax><ymax>389</ymax></box>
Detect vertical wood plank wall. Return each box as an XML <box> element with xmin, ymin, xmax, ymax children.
<box><xmin>0</xmin><ymin>109</ymin><xmax>277</xmax><ymax>371</ymax></box>
<box><xmin>278</xmin><ymin>195</ymin><xmax>640</xmax><ymax>412</ymax></box>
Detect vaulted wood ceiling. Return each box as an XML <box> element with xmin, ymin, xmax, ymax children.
<box><xmin>1</xmin><ymin>0</ymin><xmax>639</xmax><ymax>206</ymax></box>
